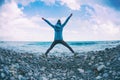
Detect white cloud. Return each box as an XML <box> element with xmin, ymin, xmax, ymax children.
<box><xmin>15</xmin><ymin>0</ymin><xmax>35</xmax><ymax>6</ymax></box>
<box><xmin>80</xmin><ymin>4</ymin><xmax>120</xmax><ymax>40</ymax></box>
<box><xmin>0</xmin><ymin>1</ymin><xmax>53</xmax><ymax>41</ymax></box>
<box><xmin>60</xmin><ymin>0</ymin><xmax>81</xmax><ymax>10</ymax></box>
<box><xmin>41</xmin><ymin>0</ymin><xmax>56</xmax><ymax>5</ymax></box>
<box><xmin>40</xmin><ymin>0</ymin><xmax>81</xmax><ymax>10</ymax></box>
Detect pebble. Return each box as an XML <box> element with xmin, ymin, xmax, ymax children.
<box><xmin>42</xmin><ymin>76</ymin><xmax>48</xmax><ymax>80</ymax></box>
<box><xmin>18</xmin><ymin>75</ymin><xmax>24</xmax><ymax>80</ymax></box>
<box><xmin>97</xmin><ymin>65</ymin><xmax>105</xmax><ymax>71</ymax></box>
<box><xmin>1</xmin><ymin>72</ymin><xmax>5</xmax><ymax>78</ymax></box>
<box><xmin>91</xmin><ymin>56</ymin><xmax>95</xmax><ymax>60</ymax></box>
<box><xmin>112</xmin><ymin>71</ymin><xmax>116</xmax><ymax>76</ymax></box>
<box><xmin>96</xmin><ymin>76</ymin><xmax>102</xmax><ymax>79</ymax></box>
<box><xmin>77</xmin><ymin>68</ymin><xmax>84</xmax><ymax>73</ymax></box>
<box><xmin>106</xmin><ymin>62</ymin><xmax>110</xmax><ymax>66</ymax></box>
<box><xmin>118</xmin><ymin>57</ymin><xmax>120</xmax><ymax>61</ymax></box>
<box><xmin>103</xmin><ymin>73</ymin><xmax>109</xmax><ymax>77</ymax></box>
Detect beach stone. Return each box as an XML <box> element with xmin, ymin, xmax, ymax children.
<box><xmin>118</xmin><ymin>57</ymin><xmax>120</xmax><ymax>61</ymax></box>
<box><xmin>88</xmin><ymin>62</ymin><xmax>92</xmax><ymax>65</ymax></box>
<box><xmin>86</xmin><ymin>70</ymin><xmax>92</xmax><ymax>74</ymax></box>
<box><xmin>91</xmin><ymin>56</ymin><xmax>95</xmax><ymax>60</ymax></box>
<box><xmin>77</xmin><ymin>68</ymin><xmax>84</xmax><ymax>73</ymax></box>
<box><xmin>112</xmin><ymin>71</ymin><xmax>116</xmax><ymax>76</ymax></box>
<box><xmin>3</xmin><ymin>66</ymin><xmax>9</xmax><ymax>75</ymax></box>
<box><xmin>96</xmin><ymin>76</ymin><xmax>102</xmax><ymax>79</ymax></box>
<box><xmin>42</xmin><ymin>76</ymin><xmax>48</xmax><ymax>80</ymax></box>
<box><xmin>97</xmin><ymin>65</ymin><xmax>105</xmax><ymax>72</ymax></box>
<box><xmin>18</xmin><ymin>75</ymin><xmax>26</xmax><ymax>80</ymax></box>
<box><xmin>41</xmin><ymin>67</ymin><xmax>46</xmax><ymax>71</ymax></box>
<box><xmin>1</xmin><ymin>72</ymin><xmax>5</xmax><ymax>78</ymax></box>
<box><xmin>0</xmin><ymin>56</ymin><xmax>4</xmax><ymax>63</ymax></box>
<box><xmin>48</xmin><ymin>74</ymin><xmax>52</xmax><ymax>78</ymax></box>
<box><xmin>106</xmin><ymin>62</ymin><xmax>110</xmax><ymax>66</ymax></box>
<box><xmin>10</xmin><ymin>77</ymin><xmax>16</xmax><ymax>80</ymax></box>
<box><xmin>103</xmin><ymin>73</ymin><xmax>109</xmax><ymax>77</ymax></box>
<box><xmin>28</xmin><ymin>70</ymin><xmax>33</xmax><ymax>76</ymax></box>
<box><xmin>52</xmin><ymin>78</ymin><xmax>57</xmax><ymax>80</ymax></box>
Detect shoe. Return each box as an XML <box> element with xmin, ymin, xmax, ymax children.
<box><xmin>42</xmin><ymin>54</ymin><xmax>47</xmax><ymax>58</ymax></box>
<box><xmin>73</xmin><ymin>52</ymin><xmax>79</xmax><ymax>58</ymax></box>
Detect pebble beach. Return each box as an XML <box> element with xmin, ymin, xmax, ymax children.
<box><xmin>0</xmin><ymin>45</ymin><xmax>120</xmax><ymax>80</ymax></box>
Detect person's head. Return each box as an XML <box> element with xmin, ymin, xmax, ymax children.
<box><xmin>57</xmin><ymin>19</ymin><xmax>61</xmax><ymax>25</ymax></box>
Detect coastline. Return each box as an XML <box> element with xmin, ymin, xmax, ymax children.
<box><xmin>0</xmin><ymin>45</ymin><xmax>120</xmax><ymax>80</ymax></box>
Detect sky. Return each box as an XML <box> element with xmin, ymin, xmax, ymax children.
<box><xmin>0</xmin><ymin>0</ymin><xmax>120</xmax><ymax>41</ymax></box>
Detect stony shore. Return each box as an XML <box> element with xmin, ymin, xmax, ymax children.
<box><xmin>0</xmin><ymin>45</ymin><xmax>120</xmax><ymax>80</ymax></box>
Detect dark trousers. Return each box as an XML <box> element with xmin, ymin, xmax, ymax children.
<box><xmin>45</xmin><ymin>40</ymin><xmax>74</xmax><ymax>55</ymax></box>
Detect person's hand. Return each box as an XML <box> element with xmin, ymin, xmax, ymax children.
<box><xmin>42</xmin><ymin>17</ymin><xmax>45</xmax><ymax>20</ymax></box>
<box><xmin>70</xmin><ymin>13</ymin><xmax>73</xmax><ymax>17</ymax></box>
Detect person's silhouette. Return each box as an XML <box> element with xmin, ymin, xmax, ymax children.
<box><xmin>42</xmin><ymin>13</ymin><xmax>74</xmax><ymax>57</ymax></box>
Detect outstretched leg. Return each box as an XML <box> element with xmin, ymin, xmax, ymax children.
<box><xmin>61</xmin><ymin>41</ymin><xmax>74</xmax><ymax>53</ymax></box>
<box><xmin>45</xmin><ymin>41</ymin><xmax>57</xmax><ymax>56</ymax></box>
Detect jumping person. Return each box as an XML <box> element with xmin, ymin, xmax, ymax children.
<box><xmin>42</xmin><ymin>13</ymin><xmax>75</xmax><ymax>57</ymax></box>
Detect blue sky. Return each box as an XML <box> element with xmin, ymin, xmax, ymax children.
<box><xmin>0</xmin><ymin>0</ymin><xmax>120</xmax><ymax>41</ymax></box>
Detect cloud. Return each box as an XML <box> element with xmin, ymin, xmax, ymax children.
<box><xmin>15</xmin><ymin>0</ymin><xmax>35</xmax><ymax>6</ymax></box>
<box><xmin>41</xmin><ymin>0</ymin><xmax>56</xmax><ymax>6</ymax></box>
<box><xmin>39</xmin><ymin>0</ymin><xmax>81</xmax><ymax>10</ymax></box>
<box><xmin>81</xmin><ymin>4</ymin><xmax>120</xmax><ymax>40</ymax></box>
<box><xmin>60</xmin><ymin>0</ymin><xmax>81</xmax><ymax>10</ymax></box>
<box><xmin>0</xmin><ymin>1</ymin><xmax>53</xmax><ymax>41</ymax></box>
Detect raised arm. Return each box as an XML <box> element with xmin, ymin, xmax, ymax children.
<box><xmin>62</xmin><ymin>13</ymin><xmax>72</xmax><ymax>27</ymax></box>
<box><xmin>42</xmin><ymin>17</ymin><xmax>54</xmax><ymax>28</ymax></box>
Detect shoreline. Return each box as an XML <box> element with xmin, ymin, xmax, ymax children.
<box><xmin>0</xmin><ymin>45</ymin><xmax>120</xmax><ymax>80</ymax></box>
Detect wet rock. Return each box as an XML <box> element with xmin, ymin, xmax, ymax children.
<box><xmin>103</xmin><ymin>73</ymin><xmax>109</xmax><ymax>78</ymax></box>
<box><xmin>97</xmin><ymin>65</ymin><xmax>105</xmax><ymax>72</ymax></box>
<box><xmin>118</xmin><ymin>57</ymin><xmax>120</xmax><ymax>61</ymax></box>
<box><xmin>77</xmin><ymin>68</ymin><xmax>84</xmax><ymax>73</ymax></box>
<box><xmin>18</xmin><ymin>75</ymin><xmax>26</xmax><ymax>80</ymax></box>
<box><xmin>91</xmin><ymin>56</ymin><xmax>95</xmax><ymax>60</ymax></box>
<box><xmin>106</xmin><ymin>62</ymin><xmax>110</xmax><ymax>66</ymax></box>
<box><xmin>96</xmin><ymin>76</ymin><xmax>102</xmax><ymax>79</ymax></box>
<box><xmin>42</xmin><ymin>76</ymin><xmax>48</xmax><ymax>80</ymax></box>
<box><xmin>1</xmin><ymin>72</ymin><xmax>5</xmax><ymax>78</ymax></box>
<box><xmin>112</xmin><ymin>71</ymin><xmax>116</xmax><ymax>76</ymax></box>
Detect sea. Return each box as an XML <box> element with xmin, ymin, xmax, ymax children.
<box><xmin>0</xmin><ymin>40</ymin><xmax>120</xmax><ymax>56</ymax></box>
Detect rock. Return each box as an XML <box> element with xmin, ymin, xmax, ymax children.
<box><xmin>112</xmin><ymin>71</ymin><xmax>116</xmax><ymax>76</ymax></box>
<box><xmin>118</xmin><ymin>57</ymin><xmax>120</xmax><ymax>61</ymax></box>
<box><xmin>3</xmin><ymin>66</ymin><xmax>9</xmax><ymax>75</ymax></box>
<box><xmin>88</xmin><ymin>62</ymin><xmax>92</xmax><ymax>65</ymax></box>
<box><xmin>0</xmin><ymin>56</ymin><xmax>4</xmax><ymax>63</ymax></box>
<box><xmin>106</xmin><ymin>62</ymin><xmax>110</xmax><ymax>66</ymax></box>
<box><xmin>28</xmin><ymin>70</ymin><xmax>33</xmax><ymax>76</ymax></box>
<box><xmin>97</xmin><ymin>65</ymin><xmax>105</xmax><ymax>72</ymax></box>
<box><xmin>42</xmin><ymin>76</ymin><xmax>48</xmax><ymax>80</ymax></box>
<box><xmin>77</xmin><ymin>68</ymin><xmax>84</xmax><ymax>73</ymax></box>
<box><xmin>1</xmin><ymin>72</ymin><xmax>5</xmax><ymax>78</ymax></box>
<box><xmin>18</xmin><ymin>75</ymin><xmax>23</xmax><ymax>80</ymax></box>
<box><xmin>52</xmin><ymin>78</ymin><xmax>57</xmax><ymax>80</ymax></box>
<box><xmin>48</xmin><ymin>74</ymin><xmax>52</xmax><ymax>78</ymax></box>
<box><xmin>40</xmin><ymin>67</ymin><xmax>46</xmax><ymax>71</ymax></box>
<box><xmin>103</xmin><ymin>73</ymin><xmax>109</xmax><ymax>77</ymax></box>
<box><xmin>96</xmin><ymin>76</ymin><xmax>102</xmax><ymax>79</ymax></box>
<box><xmin>86</xmin><ymin>70</ymin><xmax>92</xmax><ymax>74</ymax></box>
<box><xmin>91</xmin><ymin>56</ymin><xmax>95</xmax><ymax>60</ymax></box>
<box><xmin>10</xmin><ymin>77</ymin><xmax>16</xmax><ymax>80</ymax></box>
